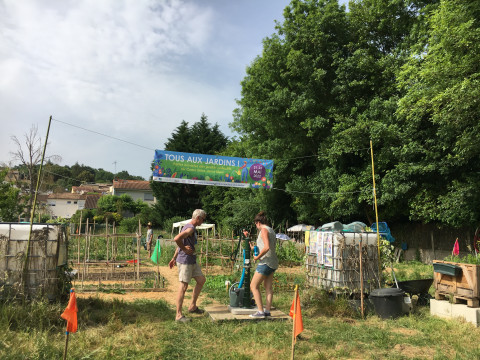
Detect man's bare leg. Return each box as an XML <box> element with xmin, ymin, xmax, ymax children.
<box><xmin>176</xmin><ymin>282</ymin><xmax>188</xmax><ymax>320</ymax></box>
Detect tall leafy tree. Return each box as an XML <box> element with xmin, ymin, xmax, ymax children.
<box><xmin>393</xmin><ymin>0</ymin><xmax>480</xmax><ymax>226</ymax></box>
<box><xmin>232</xmin><ymin>0</ymin><xmax>350</xmax><ymax>225</ymax></box>
<box><xmin>231</xmin><ymin>0</ymin><xmax>436</xmax><ymax>226</ymax></box>
<box><xmin>0</xmin><ymin>168</ymin><xmax>24</xmax><ymax>221</ymax></box>
<box><xmin>151</xmin><ymin>114</ymin><xmax>228</xmax><ymax>223</ymax></box>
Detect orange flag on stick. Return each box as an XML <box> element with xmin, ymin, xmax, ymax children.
<box><xmin>61</xmin><ymin>289</ymin><xmax>78</xmax><ymax>333</ymax></box>
<box><xmin>289</xmin><ymin>285</ymin><xmax>304</xmax><ymax>342</ymax></box>
<box><xmin>453</xmin><ymin>238</ymin><xmax>460</xmax><ymax>256</ymax></box>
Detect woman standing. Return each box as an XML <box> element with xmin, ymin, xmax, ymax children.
<box><xmin>244</xmin><ymin>211</ymin><xmax>278</xmax><ymax>319</ymax></box>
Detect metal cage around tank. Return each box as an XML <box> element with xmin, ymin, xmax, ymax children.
<box><xmin>305</xmin><ymin>231</ymin><xmax>381</xmax><ymax>295</ymax></box>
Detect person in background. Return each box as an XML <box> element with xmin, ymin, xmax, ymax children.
<box><xmin>146</xmin><ymin>222</ymin><xmax>154</xmax><ymax>257</ymax></box>
<box><xmin>170</xmin><ymin>209</ymin><xmax>207</xmax><ymax>322</ymax></box>
<box><xmin>243</xmin><ymin>211</ymin><xmax>278</xmax><ymax>319</ymax></box>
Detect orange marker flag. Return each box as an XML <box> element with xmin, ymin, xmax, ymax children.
<box><xmin>289</xmin><ymin>285</ymin><xmax>304</xmax><ymax>342</ymax></box>
<box><xmin>61</xmin><ymin>289</ymin><xmax>78</xmax><ymax>333</ymax></box>
<box><xmin>453</xmin><ymin>238</ymin><xmax>460</xmax><ymax>256</ymax></box>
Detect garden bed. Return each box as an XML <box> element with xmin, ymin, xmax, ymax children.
<box><xmin>433</xmin><ymin>260</ymin><xmax>480</xmax><ymax>307</ymax></box>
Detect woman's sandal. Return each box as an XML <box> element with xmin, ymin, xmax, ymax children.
<box><xmin>175</xmin><ymin>316</ymin><xmax>191</xmax><ymax>322</ymax></box>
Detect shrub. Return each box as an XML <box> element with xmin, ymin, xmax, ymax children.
<box><xmin>276</xmin><ymin>241</ymin><xmax>304</xmax><ymax>265</ymax></box>
<box><xmin>162</xmin><ymin>216</ymin><xmax>186</xmax><ymax>234</ymax></box>
<box><xmin>120</xmin><ymin>216</ymin><xmax>140</xmax><ymax>233</ymax></box>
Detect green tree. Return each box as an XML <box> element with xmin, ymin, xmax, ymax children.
<box><xmin>231</xmin><ymin>0</ymin><xmax>436</xmax><ymax>227</ymax></box>
<box><xmin>0</xmin><ymin>168</ymin><xmax>24</xmax><ymax>221</ymax></box>
<box><xmin>393</xmin><ymin>0</ymin><xmax>480</xmax><ymax>226</ymax></box>
<box><xmin>77</xmin><ymin>170</ymin><xmax>94</xmax><ymax>183</ymax></box>
<box><xmin>115</xmin><ymin>170</ymin><xmax>144</xmax><ymax>181</ymax></box>
<box><xmin>96</xmin><ymin>195</ymin><xmax>118</xmax><ymax>213</ymax></box>
<box><xmin>95</xmin><ymin>168</ymin><xmax>114</xmax><ymax>183</ymax></box>
<box><xmin>151</xmin><ymin>114</ymin><xmax>229</xmax><ymax>223</ymax></box>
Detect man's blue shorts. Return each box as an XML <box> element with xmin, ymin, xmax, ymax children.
<box><xmin>256</xmin><ymin>264</ymin><xmax>276</xmax><ymax>276</ymax></box>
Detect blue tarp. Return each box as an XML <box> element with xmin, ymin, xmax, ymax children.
<box><xmin>371</xmin><ymin>222</ymin><xmax>395</xmax><ymax>243</ymax></box>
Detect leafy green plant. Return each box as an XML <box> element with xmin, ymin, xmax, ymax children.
<box><xmin>443</xmin><ymin>253</ymin><xmax>480</xmax><ymax>265</ymax></box>
<box><xmin>276</xmin><ymin>241</ymin><xmax>304</xmax><ymax>265</ymax></box>
<box><xmin>379</xmin><ymin>239</ymin><xmax>395</xmax><ymax>269</ymax></box>
<box><xmin>386</xmin><ymin>261</ymin><xmax>434</xmax><ymax>282</ymax></box>
<box><xmin>119</xmin><ymin>216</ymin><xmax>141</xmax><ymax>233</ymax></box>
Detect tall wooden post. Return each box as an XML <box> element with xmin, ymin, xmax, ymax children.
<box><xmin>105</xmin><ymin>218</ymin><xmax>109</xmax><ymax>263</ymax></box>
<box><xmin>370</xmin><ymin>140</ymin><xmax>382</xmax><ymax>283</ymax></box>
<box><xmin>137</xmin><ymin>219</ymin><xmax>141</xmax><ymax>281</ymax></box>
<box><xmin>77</xmin><ymin>211</ymin><xmax>82</xmax><ymax>265</ymax></box>
<box><xmin>291</xmin><ymin>285</ymin><xmax>298</xmax><ymax>360</ymax></box>
<box><xmin>359</xmin><ymin>236</ymin><xmax>364</xmax><ymax>319</ymax></box>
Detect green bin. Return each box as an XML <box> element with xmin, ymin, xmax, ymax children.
<box><xmin>433</xmin><ymin>263</ymin><xmax>462</xmax><ymax>277</ymax></box>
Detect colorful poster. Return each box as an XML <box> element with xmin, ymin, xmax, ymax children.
<box><xmin>152</xmin><ymin>150</ymin><xmax>273</xmax><ymax>189</ymax></box>
<box><xmin>309</xmin><ymin>231</ymin><xmax>317</xmax><ymax>255</ymax></box>
<box><xmin>317</xmin><ymin>232</ymin><xmax>324</xmax><ymax>264</ymax></box>
<box><xmin>323</xmin><ymin>232</ymin><xmax>333</xmax><ymax>267</ymax></box>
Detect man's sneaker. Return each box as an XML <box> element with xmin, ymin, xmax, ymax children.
<box><xmin>264</xmin><ymin>310</ymin><xmax>271</xmax><ymax>317</ymax></box>
<box><xmin>249</xmin><ymin>311</ymin><xmax>265</xmax><ymax>319</ymax></box>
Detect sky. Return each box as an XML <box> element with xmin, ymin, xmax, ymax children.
<box><xmin>0</xmin><ymin>0</ymin><xmax>346</xmax><ymax>181</ymax></box>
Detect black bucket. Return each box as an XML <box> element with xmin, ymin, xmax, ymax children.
<box><xmin>369</xmin><ymin>288</ymin><xmax>405</xmax><ymax>319</ymax></box>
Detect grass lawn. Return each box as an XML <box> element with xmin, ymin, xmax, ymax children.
<box><xmin>1</xmin><ymin>262</ymin><xmax>479</xmax><ymax>359</ymax></box>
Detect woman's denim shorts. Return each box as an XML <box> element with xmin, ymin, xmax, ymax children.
<box><xmin>256</xmin><ymin>264</ymin><xmax>276</xmax><ymax>276</ymax></box>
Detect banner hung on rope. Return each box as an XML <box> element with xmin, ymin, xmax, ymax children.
<box><xmin>152</xmin><ymin>150</ymin><xmax>273</xmax><ymax>189</ymax></box>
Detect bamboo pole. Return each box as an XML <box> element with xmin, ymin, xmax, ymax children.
<box><xmin>63</xmin><ymin>332</ymin><xmax>69</xmax><ymax>360</ymax></box>
<box><xmin>105</xmin><ymin>218</ymin><xmax>109</xmax><ymax>263</ymax></box>
<box><xmin>370</xmin><ymin>140</ymin><xmax>382</xmax><ymax>283</ymax></box>
<box><xmin>205</xmin><ymin>235</ymin><xmax>209</xmax><ymax>276</ymax></box>
<box><xmin>77</xmin><ymin>212</ymin><xmax>82</xmax><ymax>265</ymax></box>
<box><xmin>83</xmin><ymin>218</ymin><xmax>88</xmax><ymax>280</ymax></box>
<box><xmin>137</xmin><ymin>219</ymin><xmax>141</xmax><ymax>281</ymax></box>
<box><xmin>113</xmin><ymin>222</ymin><xmax>116</xmax><ymax>261</ymax></box>
<box><xmin>23</xmin><ymin>116</ymin><xmax>52</xmax><ymax>296</ymax></box>
<box><xmin>359</xmin><ymin>236</ymin><xmax>364</xmax><ymax>319</ymax></box>
<box><xmin>86</xmin><ymin>220</ymin><xmax>91</xmax><ymax>263</ymax></box>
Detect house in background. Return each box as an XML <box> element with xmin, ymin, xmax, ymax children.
<box><xmin>110</xmin><ymin>180</ymin><xmax>156</xmax><ymax>206</ymax></box>
<box><xmin>46</xmin><ymin>193</ymin><xmax>86</xmax><ymax>219</ymax></box>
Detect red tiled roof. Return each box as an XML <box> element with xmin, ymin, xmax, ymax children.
<box><xmin>48</xmin><ymin>193</ymin><xmax>86</xmax><ymax>200</ymax></box>
<box><xmin>85</xmin><ymin>194</ymin><xmax>101</xmax><ymax>209</ymax></box>
<box><xmin>113</xmin><ymin>180</ymin><xmax>151</xmax><ymax>191</ymax></box>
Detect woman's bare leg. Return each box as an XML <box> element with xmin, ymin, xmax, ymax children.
<box><xmin>250</xmin><ymin>271</ymin><xmax>266</xmax><ymax>312</ymax></box>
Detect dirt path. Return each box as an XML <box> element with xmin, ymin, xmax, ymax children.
<box><xmin>75</xmin><ymin>264</ymin><xmax>225</xmax><ymax>307</ymax></box>
<box><xmin>74</xmin><ymin>264</ymin><xmax>304</xmax><ymax>306</ymax></box>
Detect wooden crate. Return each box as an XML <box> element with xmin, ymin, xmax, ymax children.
<box><xmin>433</xmin><ymin>260</ymin><xmax>480</xmax><ymax>307</ymax></box>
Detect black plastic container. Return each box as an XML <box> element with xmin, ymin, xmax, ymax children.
<box><xmin>369</xmin><ymin>288</ymin><xmax>405</xmax><ymax>319</ymax></box>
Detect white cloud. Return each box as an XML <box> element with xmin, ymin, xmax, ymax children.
<box><xmin>0</xmin><ymin>0</ymin><xmax>291</xmax><ymax>179</ymax></box>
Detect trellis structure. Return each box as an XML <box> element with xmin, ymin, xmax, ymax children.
<box><xmin>69</xmin><ymin>219</ymin><xmax>166</xmax><ymax>291</ymax></box>
<box><xmin>164</xmin><ymin>231</ymin><xmax>243</xmax><ymax>275</ymax></box>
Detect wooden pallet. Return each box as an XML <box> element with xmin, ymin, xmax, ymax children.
<box><xmin>435</xmin><ymin>291</ymin><xmax>480</xmax><ymax>308</ymax></box>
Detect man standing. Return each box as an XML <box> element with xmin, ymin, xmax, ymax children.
<box><xmin>169</xmin><ymin>209</ymin><xmax>207</xmax><ymax>322</ymax></box>
<box><xmin>146</xmin><ymin>222</ymin><xmax>154</xmax><ymax>257</ymax></box>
